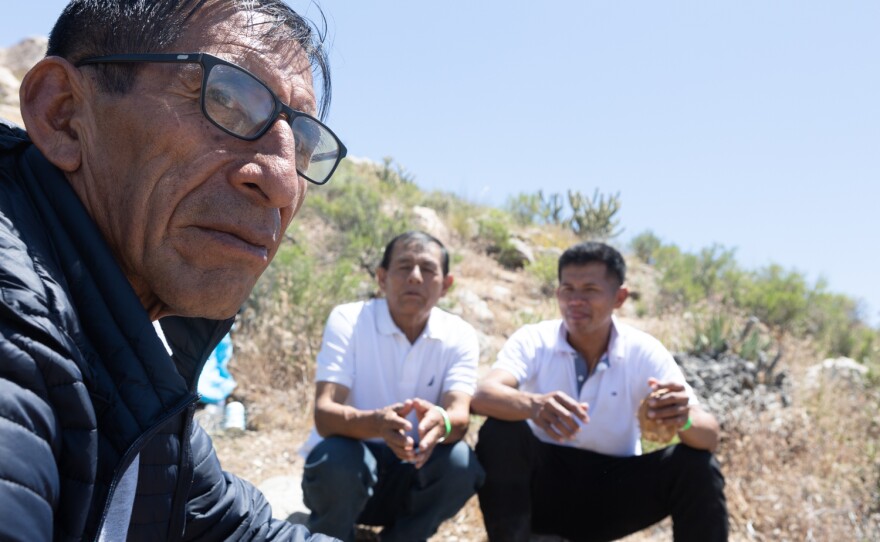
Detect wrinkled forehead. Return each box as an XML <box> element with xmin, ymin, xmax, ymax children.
<box><xmin>178</xmin><ymin>5</ymin><xmax>316</xmax><ymax>105</ymax></box>
<box><xmin>182</xmin><ymin>5</ymin><xmax>306</xmax><ymax>60</ymax></box>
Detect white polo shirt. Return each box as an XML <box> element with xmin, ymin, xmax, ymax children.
<box><xmin>493</xmin><ymin>316</ymin><xmax>696</xmax><ymax>457</ymax></box>
<box><xmin>301</xmin><ymin>298</ymin><xmax>479</xmax><ymax>456</ymax></box>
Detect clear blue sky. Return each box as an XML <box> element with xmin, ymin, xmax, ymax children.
<box><xmin>4</xmin><ymin>1</ymin><xmax>879</xmax><ymax>326</ymax></box>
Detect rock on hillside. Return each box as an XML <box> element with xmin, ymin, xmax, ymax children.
<box><xmin>0</xmin><ymin>37</ymin><xmax>47</xmax><ymax>126</ymax></box>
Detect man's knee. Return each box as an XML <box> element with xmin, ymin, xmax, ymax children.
<box><xmin>422</xmin><ymin>441</ymin><xmax>485</xmax><ymax>492</ymax></box>
<box><xmin>476</xmin><ymin>418</ymin><xmax>530</xmax><ymax>459</ymax></box>
<box><xmin>302</xmin><ymin>436</ymin><xmax>376</xmax><ymax>492</ymax></box>
<box><xmin>668</xmin><ymin>444</ymin><xmax>725</xmax><ymax>492</ymax></box>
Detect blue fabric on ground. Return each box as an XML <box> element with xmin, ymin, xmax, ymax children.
<box><xmin>198</xmin><ymin>332</ymin><xmax>237</xmax><ymax>404</ymax></box>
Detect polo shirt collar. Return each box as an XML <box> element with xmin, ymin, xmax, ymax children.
<box><xmin>555</xmin><ymin>316</ymin><xmax>624</xmax><ymax>363</ymax></box>
<box><xmin>375</xmin><ymin>298</ymin><xmax>440</xmax><ymax>340</ymax></box>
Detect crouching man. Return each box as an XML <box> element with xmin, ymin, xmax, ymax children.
<box><xmin>300</xmin><ymin>231</ymin><xmax>485</xmax><ymax>541</ymax></box>
<box><xmin>472</xmin><ymin>242</ymin><xmax>728</xmax><ymax>541</ymax></box>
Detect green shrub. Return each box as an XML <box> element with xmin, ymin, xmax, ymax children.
<box><xmin>505</xmin><ymin>192</ymin><xmax>542</xmax><ymax>226</ymax></box>
<box><xmin>652</xmin><ymin>243</ymin><xmax>739</xmax><ymax>310</ymax></box>
<box><xmin>476</xmin><ymin>209</ymin><xmax>512</xmax><ymax>249</ymax></box>
<box><xmin>526</xmin><ymin>253</ymin><xmax>559</xmax><ymax>295</ymax></box>
<box><xmin>307</xmin><ymin>176</ymin><xmax>412</xmax><ymax>276</ymax></box>
<box><xmin>689</xmin><ymin>313</ymin><xmax>731</xmax><ymax>357</ymax></box>
<box><xmin>740</xmin><ymin>264</ymin><xmax>809</xmax><ymax>333</ymax></box>
<box><xmin>630</xmin><ymin>230</ymin><xmax>662</xmax><ymax>264</ymax></box>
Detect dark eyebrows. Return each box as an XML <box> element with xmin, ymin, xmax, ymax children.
<box><xmin>392</xmin><ymin>255</ymin><xmax>440</xmax><ymax>271</ymax></box>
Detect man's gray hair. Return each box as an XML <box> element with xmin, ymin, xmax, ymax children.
<box><xmin>47</xmin><ymin>0</ymin><xmax>332</xmax><ymax>119</ymax></box>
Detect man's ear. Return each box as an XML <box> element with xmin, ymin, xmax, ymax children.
<box><xmin>376</xmin><ymin>266</ymin><xmax>387</xmax><ymax>294</ymax></box>
<box><xmin>19</xmin><ymin>56</ymin><xmax>88</xmax><ymax>172</ymax></box>
<box><xmin>441</xmin><ymin>274</ymin><xmax>454</xmax><ymax>296</ymax></box>
<box><xmin>614</xmin><ymin>285</ymin><xmax>629</xmax><ymax>309</ymax></box>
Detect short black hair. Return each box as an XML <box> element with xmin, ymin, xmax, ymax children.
<box><xmin>47</xmin><ymin>0</ymin><xmax>332</xmax><ymax>119</ymax></box>
<box><xmin>558</xmin><ymin>241</ymin><xmax>626</xmax><ymax>286</ymax></box>
<box><xmin>380</xmin><ymin>231</ymin><xmax>450</xmax><ymax>276</ymax></box>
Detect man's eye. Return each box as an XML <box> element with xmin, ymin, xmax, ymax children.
<box><xmin>205</xmin><ymin>85</ymin><xmax>255</xmax><ymax>133</ymax></box>
<box><xmin>205</xmin><ymin>86</ymin><xmax>243</xmax><ymax>116</ymax></box>
<box><xmin>207</xmin><ymin>85</ymin><xmax>237</xmax><ymax>110</ymax></box>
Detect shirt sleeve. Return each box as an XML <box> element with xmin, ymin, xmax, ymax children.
<box><xmin>441</xmin><ymin>322</ymin><xmax>480</xmax><ymax>396</ymax></box>
<box><xmin>314</xmin><ymin>305</ymin><xmax>357</xmax><ymax>389</ymax></box>
<box><xmin>491</xmin><ymin>325</ymin><xmax>537</xmax><ymax>385</ymax></box>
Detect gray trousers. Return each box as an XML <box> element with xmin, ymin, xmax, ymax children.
<box><xmin>302</xmin><ymin>436</ymin><xmax>485</xmax><ymax>542</ymax></box>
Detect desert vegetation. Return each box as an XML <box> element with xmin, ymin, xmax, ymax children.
<box><xmin>217</xmin><ymin>157</ymin><xmax>880</xmax><ymax>541</ymax></box>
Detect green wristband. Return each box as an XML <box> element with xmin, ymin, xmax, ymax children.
<box><xmin>680</xmin><ymin>416</ymin><xmax>693</xmax><ymax>432</ymax></box>
<box><xmin>435</xmin><ymin>405</ymin><xmax>452</xmax><ymax>443</ymax></box>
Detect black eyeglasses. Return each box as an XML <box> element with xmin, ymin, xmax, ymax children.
<box><xmin>76</xmin><ymin>52</ymin><xmax>347</xmax><ymax>185</ymax></box>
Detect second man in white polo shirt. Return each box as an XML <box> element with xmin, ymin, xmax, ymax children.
<box><xmin>300</xmin><ymin>231</ymin><xmax>484</xmax><ymax>542</ymax></box>
<box><xmin>472</xmin><ymin>241</ymin><xmax>728</xmax><ymax>541</ymax></box>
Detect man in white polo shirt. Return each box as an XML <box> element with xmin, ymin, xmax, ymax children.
<box><xmin>472</xmin><ymin>242</ymin><xmax>728</xmax><ymax>541</ymax></box>
<box><xmin>300</xmin><ymin>231</ymin><xmax>485</xmax><ymax>542</ymax></box>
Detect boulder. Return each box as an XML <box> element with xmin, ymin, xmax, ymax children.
<box><xmin>805</xmin><ymin>357</ymin><xmax>868</xmax><ymax>389</ymax></box>
<box><xmin>0</xmin><ymin>67</ymin><xmax>21</xmax><ymax>125</ymax></box>
<box><xmin>0</xmin><ymin>37</ymin><xmax>47</xmax><ymax>79</ymax></box>
<box><xmin>496</xmin><ymin>237</ymin><xmax>534</xmax><ymax>270</ymax></box>
<box><xmin>411</xmin><ymin>205</ymin><xmax>450</xmax><ymax>245</ymax></box>
<box><xmin>456</xmin><ymin>288</ymin><xmax>494</xmax><ymax>324</ymax></box>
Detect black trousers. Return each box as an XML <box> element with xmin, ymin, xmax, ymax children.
<box><xmin>475</xmin><ymin>419</ymin><xmax>728</xmax><ymax>542</ymax></box>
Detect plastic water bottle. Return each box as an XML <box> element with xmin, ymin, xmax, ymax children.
<box><xmin>223</xmin><ymin>401</ymin><xmax>246</xmax><ymax>433</ymax></box>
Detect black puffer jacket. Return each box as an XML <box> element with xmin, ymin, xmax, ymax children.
<box><xmin>0</xmin><ymin>121</ymin><xmax>332</xmax><ymax>542</ymax></box>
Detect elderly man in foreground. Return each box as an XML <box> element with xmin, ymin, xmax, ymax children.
<box><xmin>0</xmin><ymin>0</ymin><xmax>345</xmax><ymax>540</ymax></box>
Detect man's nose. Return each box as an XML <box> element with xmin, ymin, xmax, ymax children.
<box><xmin>229</xmin><ymin>120</ymin><xmax>303</xmax><ymax>209</ymax></box>
<box><xmin>565</xmin><ymin>291</ymin><xmax>588</xmax><ymax>303</ymax></box>
<box><xmin>408</xmin><ymin>265</ymin><xmax>423</xmax><ymax>283</ymax></box>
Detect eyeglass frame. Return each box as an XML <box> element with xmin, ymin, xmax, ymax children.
<box><xmin>75</xmin><ymin>52</ymin><xmax>347</xmax><ymax>185</ymax></box>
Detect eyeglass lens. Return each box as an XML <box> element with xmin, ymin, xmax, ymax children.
<box><xmin>204</xmin><ymin>63</ymin><xmax>340</xmax><ymax>183</ymax></box>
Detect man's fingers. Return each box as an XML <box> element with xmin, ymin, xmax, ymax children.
<box><xmin>546</xmin><ymin>399</ymin><xmax>581</xmax><ymax>434</ymax></box>
<box><xmin>417</xmin><ymin>411</ymin><xmax>437</xmax><ymax>437</ymax></box>
<box><xmin>410</xmin><ymin>397</ymin><xmax>434</xmax><ymax>415</ymax></box>
<box><xmin>536</xmin><ymin>417</ymin><xmax>569</xmax><ymax>442</ymax></box>
<box><xmin>384</xmin><ymin>433</ymin><xmax>415</xmax><ymax>460</ymax></box>
<box><xmin>383</xmin><ymin>406</ymin><xmax>413</xmax><ymax>432</ymax></box>
<box><xmin>537</xmin><ymin>404</ymin><xmax>578</xmax><ymax>440</ymax></box>
<box><xmin>393</xmin><ymin>400</ymin><xmax>415</xmax><ymax>418</ymax></box>
<box><xmin>553</xmin><ymin>392</ymin><xmax>589</xmax><ymax>422</ymax></box>
<box><xmin>649</xmin><ymin>403</ymin><xmax>690</xmax><ymax>423</ymax></box>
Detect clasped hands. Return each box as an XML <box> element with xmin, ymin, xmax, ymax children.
<box><xmin>375</xmin><ymin>398</ymin><xmax>448</xmax><ymax>468</ymax></box>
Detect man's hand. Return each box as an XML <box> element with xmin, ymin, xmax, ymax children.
<box><xmin>374</xmin><ymin>400</ymin><xmax>417</xmax><ymax>462</ymax></box>
<box><xmin>407</xmin><ymin>398</ymin><xmax>449</xmax><ymax>468</ymax></box>
<box><xmin>529</xmin><ymin>390</ymin><xmax>589</xmax><ymax>442</ymax></box>
<box><xmin>645</xmin><ymin>377</ymin><xmax>690</xmax><ymax>430</ymax></box>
